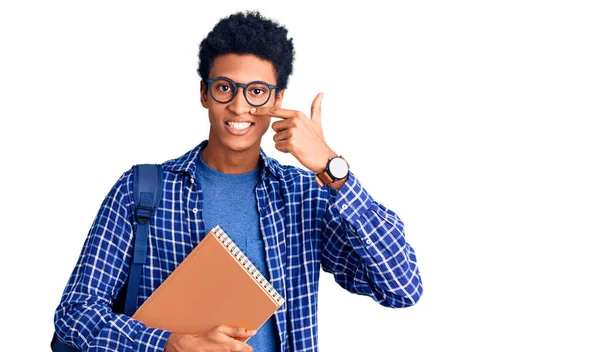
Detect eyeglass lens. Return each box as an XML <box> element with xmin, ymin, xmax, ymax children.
<box><xmin>210</xmin><ymin>79</ymin><xmax>271</xmax><ymax>106</ymax></box>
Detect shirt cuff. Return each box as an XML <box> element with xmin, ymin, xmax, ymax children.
<box><xmin>331</xmin><ymin>171</ymin><xmax>373</xmax><ymax>226</ymax></box>
<box><xmin>134</xmin><ymin>323</ymin><xmax>172</xmax><ymax>352</ymax></box>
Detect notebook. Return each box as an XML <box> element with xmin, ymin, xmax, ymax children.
<box><xmin>132</xmin><ymin>225</ymin><xmax>284</xmax><ymax>337</ymax></box>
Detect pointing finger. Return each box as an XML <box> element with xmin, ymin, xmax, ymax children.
<box><xmin>250</xmin><ymin>106</ymin><xmax>298</xmax><ymax>119</ymax></box>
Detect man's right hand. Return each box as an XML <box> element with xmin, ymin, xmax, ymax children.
<box><xmin>164</xmin><ymin>325</ymin><xmax>256</xmax><ymax>352</ymax></box>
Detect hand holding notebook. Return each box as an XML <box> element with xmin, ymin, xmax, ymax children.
<box><xmin>132</xmin><ymin>225</ymin><xmax>284</xmax><ymax>341</ymax></box>
<box><xmin>163</xmin><ymin>325</ymin><xmax>257</xmax><ymax>351</ymax></box>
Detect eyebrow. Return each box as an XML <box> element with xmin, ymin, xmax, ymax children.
<box><xmin>208</xmin><ymin>76</ymin><xmax>276</xmax><ymax>85</ymax></box>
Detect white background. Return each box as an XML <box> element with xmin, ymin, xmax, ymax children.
<box><xmin>1</xmin><ymin>1</ymin><xmax>599</xmax><ymax>351</ymax></box>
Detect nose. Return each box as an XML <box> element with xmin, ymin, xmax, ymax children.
<box><xmin>227</xmin><ymin>88</ymin><xmax>250</xmax><ymax>115</ymax></box>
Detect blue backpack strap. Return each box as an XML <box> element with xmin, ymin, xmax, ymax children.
<box><xmin>124</xmin><ymin>164</ymin><xmax>163</xmax><ymax>316</ymax></box>
<box><xmin>51</xmin><ymin>164</ymin><xmax>163</xmax><ymax>351</ymax></box>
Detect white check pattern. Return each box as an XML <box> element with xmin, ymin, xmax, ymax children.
<box><xmin>54</xmin><ymin>141</ymin><xmax>423</xmax><ymax>351</ymax></box>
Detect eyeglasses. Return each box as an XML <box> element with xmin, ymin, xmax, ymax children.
<box><xmin>204</xmin><ymin>76</ymin><xmax>279</xmax><ymax>107</ymax></box>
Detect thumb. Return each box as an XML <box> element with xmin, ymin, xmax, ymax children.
<box><xmin>310</xmin><ymin>92</ymin><xmax>324</xmax><ymax>124</ymax></box>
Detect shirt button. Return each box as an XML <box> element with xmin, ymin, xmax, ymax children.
<box><xmin>366</xmin><ymin>239</ymin><xmax>372</xmax><ymax>245</ymax></box>
<box><xmin>341</xmin><ymin>204</ymin><xmax>348</xmax><ymax>211</ymax></box>
<box><xmin>192</xmin><ymin>208</ymin><xmax>198</xmax><ymax>214</ymax></box>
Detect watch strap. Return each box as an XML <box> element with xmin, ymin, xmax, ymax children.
<box><xmin>315</xmin><ymin>169</ymin><xmax>334</xmax><ymax>187</ymax></box>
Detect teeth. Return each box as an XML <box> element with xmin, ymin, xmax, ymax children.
<box><xmin>227</xmin><ymin>121</ymin><xmax>252</xmax><ymax>130</ymax></box>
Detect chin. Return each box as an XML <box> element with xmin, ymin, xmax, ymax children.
<box><xmin>222</xmin><ymin>136</ymin><xmax>261</xmax><ymax>153</ymax></box>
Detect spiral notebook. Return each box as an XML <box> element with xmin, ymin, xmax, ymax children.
<box><xmin>132</xmin><ymin>225</ymin><xmax>284</xmax><ymax>336</ymax></box>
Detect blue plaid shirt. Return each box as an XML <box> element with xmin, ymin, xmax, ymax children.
<box><xmin>54</xmin><ymin>141</ymin><xmax>423</xmax><ymax>352</ymax></box>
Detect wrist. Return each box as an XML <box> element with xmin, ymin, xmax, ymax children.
<box><xmin>315</xmin><ymin>155</ymin><xmax>350</xmax><ymax>187</ymax></box>
<box><xmin>164</xmin><ymin>332</ymin><xmax>181</xmax><ymax>352</ymax></box>
<box><xmin>312</xmin><ymin>148</ymin><xmax>337</xmax><ymax>172</ymax></box>
<box><xmin>326</xmin><ymin>175</ymin><xmax>348</xmax><ymax>190</ymax></box>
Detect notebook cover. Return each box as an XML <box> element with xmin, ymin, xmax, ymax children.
<box><xmin>131</xmin><ymin>226</ymin><xmax>284</xmax><ymax>337</ymax></box>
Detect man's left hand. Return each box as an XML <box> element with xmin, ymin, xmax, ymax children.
<box><xmin>250</xmin><ymin>92</ymin><xmax>336</xmax><ymax>173</ymax></box>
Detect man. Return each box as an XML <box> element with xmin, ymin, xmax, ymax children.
<box><xmin>54</xmin><ymin>10</ymin><xmax>423</xmax><ymax>352</ymax></box>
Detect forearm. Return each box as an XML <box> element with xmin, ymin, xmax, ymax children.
<box><xmin>54</xmin><ymin>292</ymin><xmax>171</xmax><ymax>351</ymax></box>
<box><xmin>321</xmin><ymin>172</ymin><xmax>423</xmax><ymax>307</ymax></box>
<box><xmin>54</xmin><ymin>170</ymin><xmax>171</xmax><ymax>350</ymax></box>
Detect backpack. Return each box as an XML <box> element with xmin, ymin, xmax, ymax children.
<box><xmin>51</xmin><ymin>164</ymin><xmax>164</xmax><ymax>351</ymax></box>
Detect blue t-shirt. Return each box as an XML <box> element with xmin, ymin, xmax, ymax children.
<box><xmin>195</xmin><ymin>152</ymin><xmax>278</xmax><ymax>351</ymax></box>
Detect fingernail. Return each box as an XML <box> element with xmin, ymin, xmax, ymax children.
<box><xmin>250</xmin><ymin>107</ymin><xmax>256</xmax><ymax>113</ymax></box>
<box><xmin>250</xmin><ymin>330</ymin><xmax>257</xmax><ymax>335</ymax></box>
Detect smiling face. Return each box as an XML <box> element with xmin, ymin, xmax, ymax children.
<box><xmin>201</xmin><ymin>53</ymin><xmax>284</xmax><ymax>156</ymax></box>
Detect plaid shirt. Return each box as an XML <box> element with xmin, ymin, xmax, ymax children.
<box><xmin>54</xmin><ymin>141</ymin><xmax>423</xmax><ymax>352</ymax></box>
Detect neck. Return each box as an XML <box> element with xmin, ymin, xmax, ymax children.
<box><xmin>201</xmin><ymin>140</ymin><xmax>260</xmax><ymax>174</ymax></box>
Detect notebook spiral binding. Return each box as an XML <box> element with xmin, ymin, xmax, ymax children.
<box><xmin>212</xmin><ymin>226</ymin><xmax>284</xmax><ymax>305</ymax></box>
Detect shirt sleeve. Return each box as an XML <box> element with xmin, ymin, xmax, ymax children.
<box><xmin>53</xmin><ymin>170</ymin><xmax>172</xmax><ymax>351</ymax></box>
<box><xmin>320</xmin><ymin>171</ymin><xmax>423</xmax><ymax>308</ymax></box>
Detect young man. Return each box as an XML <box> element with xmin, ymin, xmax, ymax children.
<box><xmin>53</xmin><ymin>10</ymin><xmax>423</xmax><ymax>352</ymax></box>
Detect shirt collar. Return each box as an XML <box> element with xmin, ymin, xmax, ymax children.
<box><xmin>162</xmin><ymin>140</ymin><xmax>281</xmax><ymax>180</ymax></box>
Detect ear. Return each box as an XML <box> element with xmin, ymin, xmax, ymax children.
<box><xmin>273</xmin><ymin>88</ymin><xmax>286</xmax><ymax>108</ymax></box>
<box><xmin>200</xmin><ymin>81</ymin><xmax>209</xmax><ymax>109</ymax></box>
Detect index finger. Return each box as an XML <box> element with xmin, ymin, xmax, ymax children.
<box><xmin>250</xmin><ymin>106</ymin><xmax>298</xmax><ymax>119</ymax></box>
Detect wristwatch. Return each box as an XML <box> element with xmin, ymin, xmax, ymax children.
<box><xmin>315</xmin><ymin>156</ymin><xmax>349</xmax><ymax>187</ymax></box>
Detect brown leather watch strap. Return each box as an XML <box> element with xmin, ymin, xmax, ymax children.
<box><xmin>315</xmin><ymin>170</ymin><xmax>334</xmax><ymax>187</ymax></box>
<box><xmin>315</xmin><ymin>176</ymin><xmax>325</xmax><ymax>187</ymax></box>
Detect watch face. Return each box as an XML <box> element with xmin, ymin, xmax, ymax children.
<box><xmin>329</xmin><ymin>157</ymin><xmax>349</xmax><ymax>179</ymax></box>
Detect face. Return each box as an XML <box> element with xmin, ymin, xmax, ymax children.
<box><xmin>201</xmin><ymin>53</ymin><xmax>285</xmax><ymax>155</ymax></box>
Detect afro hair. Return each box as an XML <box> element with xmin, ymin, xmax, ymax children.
<box><xmin>197</xmin><ymin>10</ymin><xmax>295</xmax><ymax>89</ymax></box>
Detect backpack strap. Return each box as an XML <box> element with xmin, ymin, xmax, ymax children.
<box><xmin>124</xmin><ymin>164</ymin><xmax>163</xmax><ymax>316</ymax></box>
<box><xmin>51</xmin><ymin>164</ymin><xmax>164</xmax><ymax>351</ymax></box>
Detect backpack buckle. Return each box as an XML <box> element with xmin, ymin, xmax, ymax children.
<box><xmin>135</xmin><ymin>206</ymin><xmax>153</xmax><ymax>224</ymax></box>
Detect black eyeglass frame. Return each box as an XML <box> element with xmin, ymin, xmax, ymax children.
<box><xmin>204</xmin><ymin>76</ymin><xmax>279</xmax><ymax>107</ymax></box>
